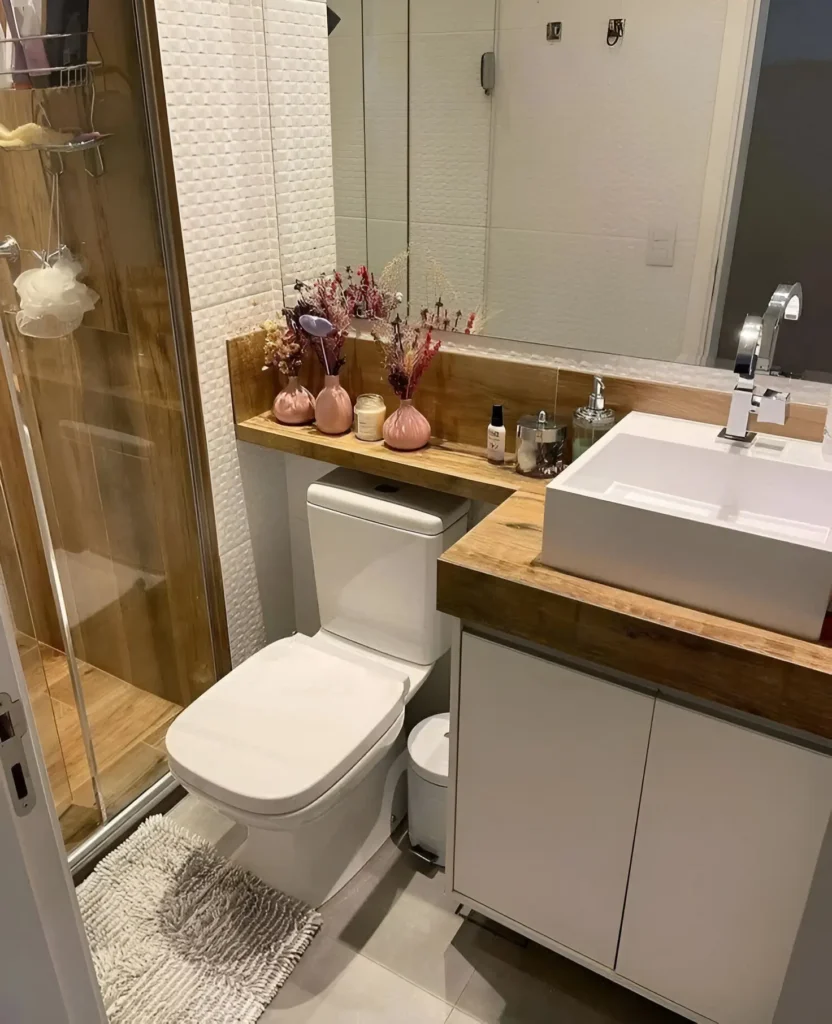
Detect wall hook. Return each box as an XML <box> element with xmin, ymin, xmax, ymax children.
<box><xmin>607</xmin><ymin>18</ymin><xmax>625</xmax><ymax>46</ymax></box>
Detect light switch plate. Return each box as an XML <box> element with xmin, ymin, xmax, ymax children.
<box><xmin>647</xmin><ymin>224</ymin><xmax>676</xmax><ymax>267</ymax></box>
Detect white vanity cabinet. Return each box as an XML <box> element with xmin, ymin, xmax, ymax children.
<box><xmin>452</xmin><ymin>634</ymin><xmax>655</xmax><ymax>967</ymax></box>
<box><xmin>616</xmin><ymin>700</ymin><xmax>832</xmax><ymax>1024</ymax></box>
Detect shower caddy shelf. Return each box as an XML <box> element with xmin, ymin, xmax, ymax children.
<box><xmin>0</xmin><ymin>31</ymin><xmax>110</xmax><ymax>176</ymax></box>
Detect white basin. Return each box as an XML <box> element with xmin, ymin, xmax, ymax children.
<box><xmin>541</xmin><ymin>411</ymin><xmax>832</xmax><ymax>639</ymax></box>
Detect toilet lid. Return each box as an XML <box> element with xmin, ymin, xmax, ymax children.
<box><xmin>166</xmin><ymin>634</ymin><xmax>408</xmax><ymax>816</ymax></box>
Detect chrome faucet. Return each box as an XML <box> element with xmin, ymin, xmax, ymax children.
<box><xmin>0</xmin><ymin>236</ymin><xmax>20</xmax><ymax>263</ymax></box>
<box><xmin>720</xmin><ymin>283</ymin><xmax>802</xmax><ymax>444</ymax></box>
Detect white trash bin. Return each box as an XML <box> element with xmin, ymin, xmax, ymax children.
<box><xmin>407</xmin><ymin>712</ymin><xmax>450</xmax><ymax>866</ymax></box>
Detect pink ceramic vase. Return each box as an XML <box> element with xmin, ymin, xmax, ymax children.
<box><xmin>273</xmin><ymin>376</ymin><xmax>315</xmax><ymax>425</ymax></box>
<box><xmin>315</xmin><ymin>374</ymin><xmax>353</xmax><ymax>434</ymax></box>
<box><xmin>383</xmin><ymin>399</ymin><xmax>431</xmax><ymax>451</ymax></box>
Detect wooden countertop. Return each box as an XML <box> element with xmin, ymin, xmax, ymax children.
<box><xmin>229</xmin><ymin>332</ymin><xmax>832</xmax><ymax>742</ymax></box>
<box><xmin>438</xmin><ymin>490</ymin><xmax>832</xmax><ymax>742</ymax></box>
<box><xmin>236</xmin><ymin>413</ymin><xmax>547</xmax><ymax>504</ymax></box>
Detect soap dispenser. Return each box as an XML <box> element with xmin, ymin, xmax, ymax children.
<box><xmin>572</xmin><ymin>376</ymin><xmax>616</xmax><ymax>460</ymax></box>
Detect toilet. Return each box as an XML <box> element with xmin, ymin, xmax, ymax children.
<box><xmin>166</xmin><ymin>467</ymin><xmax>469</xmax><ymax>907</ymax></box>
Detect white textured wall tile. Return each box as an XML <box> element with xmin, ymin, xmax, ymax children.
<box><xmin>335</xmin><ymin>215</ymin><xmax>368</xmax><ymax>269</ymax></box>
<box><xmin>155</xmin><ymin>0</ymin><xmax>283</xmax><ymax>314</ymax></box>
<box><xmin>264</xmin><ymin>0</ymin><xmax>337</xmax><ymax>286</ymax></box>
<box><xmin>190</xmin><ymin>293</ymin><xmax>278</xmax><ymax>663</ymax></box>
<box><xmin>157</xmin><ymin>0</ymin><xmax>338</xmax><ymax>660</ymax></box>
<box><xmin>363</xmin><ymin>33</ymin><xmax>408</xmax><ymax>224</ymax></box>
<box><xmin>156</xmin><ymin>0</ymin><xmax>286</xmax><ymax>665</ymax></box>
<box><xmin>409</xmin><ymin>29</ymin><xmax>494</xmax><ymax>229</ymax></box>
<box><xmin>410</xmin><ymin>222</ymin><xmax>487</xmax><ymax>315</ymax></box>
<box><xmin>367</xmin><ymin>218</ymin><xmax>408</xmax><ymax>300</ymax></box>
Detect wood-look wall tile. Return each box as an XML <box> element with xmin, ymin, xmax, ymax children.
<box><xmin>556</xmin><ymin>369</ymin><xmax>825</xmax><ymax>443</ymax></box>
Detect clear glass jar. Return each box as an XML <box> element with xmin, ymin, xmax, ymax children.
<box><xmin>353</xmin><ymin>393</ymin><xmax>386</xmax><ymax>441</ymax></box>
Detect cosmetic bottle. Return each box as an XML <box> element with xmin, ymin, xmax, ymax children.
<box><xmin>572</xmin><ymin>376</ymin><xmax>616</xmax><ymax>461</ymax></box>
<box><xmin>487</xmin><ymin>404</ymin><xmax>506</xmax><ymax>463</ymax></box>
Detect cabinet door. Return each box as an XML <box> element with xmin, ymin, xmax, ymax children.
<box><xmin>453</xmin><ymin>634</ymin><xmax>654</xmax><ymax>967</ymax></box>
<box><xmin>617</xmin><ymin>701</ymin><xmax>832</xmax><ymax>1024</ymax></box>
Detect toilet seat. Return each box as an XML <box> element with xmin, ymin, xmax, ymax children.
<box><xmin>166</xmin><ymin>633</ymin><xmax>409</xmax><ymax>818</ymax></box>
<box><xmin>175</xmin><ymin>709</ymin><xmax>405</xmax><ymax>830</ymax></box>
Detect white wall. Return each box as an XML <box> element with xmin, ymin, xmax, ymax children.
<box><xmin>330</xmin><ymin>0</ymin><xmax>746</xmax><ymax>361</ymax></box>
<box><xmin>484</xmin><ymin>0</ymin><xmax>731</xmax><ymax>360</ymax></box>
<box><xmin>155</xmin><ymin>0</ymin><xmax>336</xmax><ymax>664</ymax></box>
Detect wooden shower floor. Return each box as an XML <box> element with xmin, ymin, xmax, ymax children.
<box><xmin>16</xmin><ymin>634</ymin><xmax>181</xmax><ymax>850</ymax></box>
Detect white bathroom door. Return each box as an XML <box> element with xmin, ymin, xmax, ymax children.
<box><xmin>0</xmin><ymin>578</ymin><xmax>107</xmax><ymax>1023</ymax></box>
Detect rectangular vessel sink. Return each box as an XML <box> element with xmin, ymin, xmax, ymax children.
<box><xmin>541</xmin><ymin>411</ymin><xmax>832</xmax><ymax>639</ymax></box>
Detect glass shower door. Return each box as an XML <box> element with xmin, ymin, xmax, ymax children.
<box><xmin>0</xmin><ymin>0</ymin><xmax>224</xmax><ymax>853</ymax></box>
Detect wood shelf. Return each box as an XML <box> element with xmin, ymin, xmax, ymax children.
<box><xmin>235</xmin><ymin>413</ymin><xmax>547</xmax><ymax>504</ymax></box>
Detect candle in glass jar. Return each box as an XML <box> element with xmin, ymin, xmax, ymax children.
<box><xmin>354</xmin><ymin>393</ymin><xmax>386</xmax><ymax>441</ymax></box>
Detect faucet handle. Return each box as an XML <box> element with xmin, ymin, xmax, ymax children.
<box><xmin>756</xmin><ymin>388</ymin><xmax>790</xmax><ymax>426</ymax></box>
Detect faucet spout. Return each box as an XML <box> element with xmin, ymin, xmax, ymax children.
<box><xmin>759</xmin><ymin>282</ymin><xmax>803</xmax><ymax>373</ymax></box>
<box><xmin>720</xmin><ymin>282</ymin><xmax>802</xmax><ymax>444</ymax></box>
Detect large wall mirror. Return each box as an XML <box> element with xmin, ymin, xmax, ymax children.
<box><xmin>327</xmin><ymin>0</ymin><xmax>831</xmax><ymax>379</ymax></box>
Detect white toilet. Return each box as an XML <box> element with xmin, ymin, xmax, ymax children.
<box><xmin>166</xmin><ymin>467</ymin><xmax>469</xmax><ymax>907</ymax></box>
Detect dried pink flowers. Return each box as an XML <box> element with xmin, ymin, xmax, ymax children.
<box><xmin>261</xmin><ymin>316</ymin><xmax>306</xmax><ymax>378</ymax></box>
<box><xmin>292</xmin><ymin>275</ymin><xmax>354</xmax><ymax>374</ymax></box>
<box><xmin>371</xmin><ymin>315</ymin><xmax>441</xmax><ymax>400</ymax></box>
<box><xmin>343</xmin><ymin>265</ymin><xmax>400</xmax><ymax>320</ymax></box>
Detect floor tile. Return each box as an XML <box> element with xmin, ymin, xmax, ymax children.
<box><xmin>322</xmin><ymin>832</ymin><xmax>473</xmax><ymax>1003</ymax></box>
<box><xmin>454</xmin><ymin>924</ymin><xmax>686</xmax><ymax>1024</ymax></box>
<box><xmin>446</xmin><ymin>1012</ymin><xmax>481</xmax><ymax>1024</ymax></box>
<box><xmin>21</xmin><ymin>640</ymin><xmax>182</xmax><ymax>845</ymax></box>
<box><xmin>166</xmin><ymin>793</ymin><xmax>241</xmax><ymax>850</ymax></box>
<box><xmin>262</xmin><ymin>937</ymin><xmax>453</xmax><ymax>1023</ymax></box>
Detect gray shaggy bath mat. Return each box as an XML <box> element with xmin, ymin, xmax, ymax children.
<box><xmin>77</xmin><ymin>815</ymin><xmax>321</xmax><ymax>1024</ymax></box>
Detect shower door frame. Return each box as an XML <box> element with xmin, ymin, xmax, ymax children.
<box><xmin>0</xmin><ymin>578</ymin><xmax>106</xmax><ymax>1023</ymax></box>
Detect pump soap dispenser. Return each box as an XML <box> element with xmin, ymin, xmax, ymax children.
<box><xmin>572</xmin><ymin>376</ymin><xmax>616</xmax><ymax>461</ymax></box>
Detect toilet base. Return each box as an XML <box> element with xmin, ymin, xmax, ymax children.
<box><xmin>232</xmin><ymin>733</ymin><xmax>408</xmax><ymax>908</ymax></box>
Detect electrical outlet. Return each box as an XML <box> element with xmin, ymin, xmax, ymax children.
<box><xmin>647</xmin><ymin>224</ymin><xmax>676</xmax><ymax>267</ymax></box>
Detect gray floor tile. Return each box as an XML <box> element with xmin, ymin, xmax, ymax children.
<box><xmin>453</xmin><ymin>924</ymin><xmax>687</xmax><ymax>1024</ymax></box>
<box><xmin>166</xmin><ymin>794</ymin><xmax>245</xmax><ymax>857</ymax></box>
<box><xmin>262</xmin><ymin>936</ymin><xmax>453</xmax><ymax>1022</ymax></box>
<box><xmin>320</xmin><ymin>831</ymin><xmax>474</xmax><ymax>1003</ymax></box>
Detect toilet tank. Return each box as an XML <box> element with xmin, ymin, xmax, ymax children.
<box><xmin>307</xmin><ymin>468</ymin><xmax>470</xmax><ymax>664</ymax></box>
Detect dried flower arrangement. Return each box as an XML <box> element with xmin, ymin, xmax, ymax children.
<box><xmin>371</xmin><ymin>315</ymin><xmax>441</xmax><ymax>401</ymax></box>
<box><xmin>292</xmin><ymin>275</ymin><xmax>354</xmax><ymax>375</ymax></box>
<box><xmin>257</xmin><ymin>315</ymin><xmax>316</xmax><ymax>426</ymax></box>
<box><xmin>378</xmin><ymin>248</ymin><xmax>489</xmax><ymax>336</ymax></box>
<box><xmin>365</xmin><ymin>250</ymin><xmax>486</xmax><ymax>450</ymax></box>
<box><xmin>342</xmin><ymin>265</ymin><xmax>401</xmax><ymax>320</ymax></box>
<box><xmin>261</xmin><ymin>315</ymin><xmax>305</xmax><ymax>377</ymax></box>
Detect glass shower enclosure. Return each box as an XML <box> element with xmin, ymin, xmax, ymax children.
<box><xmin>0</xmin><ymin>0</ymin><xmax>227</xmax><ymax>859</ymax></box>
